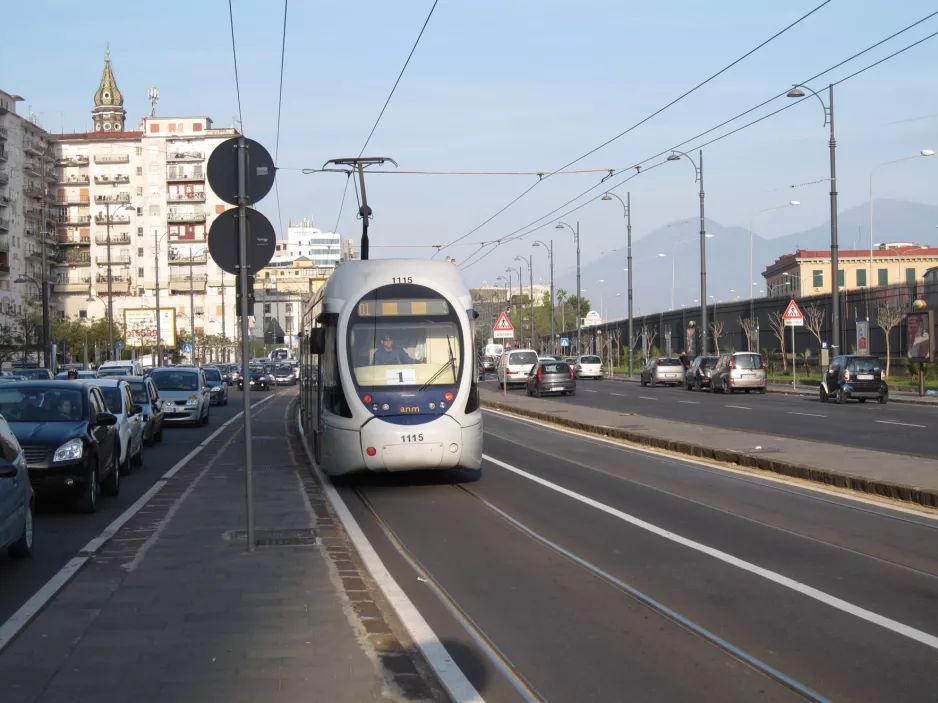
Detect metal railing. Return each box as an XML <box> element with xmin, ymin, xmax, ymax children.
<box><xmin>55</xmin><ymin>156</ymin><xmax>90</xmax><ymax>167</ymax></box>
<box><xmin>65</xmin><ymin>215</ymin><xmax>92</xmax><ymax>226</ymax></box>
<box><xmin>165</xmin><ymin>171</ymin><xmax>204</xmax><ymax>182</ymax></box>
<box><xmin>95</xmin><ymin>232</ymin><xmax>130</xmax><ymax>244</ymax></box>
<box><xmin>55</xmin><ymin>197</ymin><xmax>89</xmax><ymax>206</ymax></box>
<box><xmin>58</xmin><ymin>235</ymin><xmax>91</xmax><ymax>246</ymax></box>
<box><xmin>0</xmin><ymin>236</ymin><xmax>9</xmax><ymax>252</ymax></box>
<box><xmin>94</xmin><ymin>215</ymin><xmax>131</xmax><ymax>225</ymax></box>
<box><xmin>0</xmin><ymin>126</ymin><xmax>8</xmax><ymax>139</ymax></box>
<box><xmin>94</xmin><ymin>154</ymin><xmax>130</xmax><ymax>164</ymax></box>
<box><xmin>166</xmin><ymin>151</ymin><xmax>204</xmax><ymax>162</ymax></box>
<box><xmin>0</xmin><ymin>170</ymin><xmax>9</xmax><ymax>184</ymax></box>
<box><xmin>23</xmin><ymin>162</ymin><xmax>42</xmax><ymax>176</ymax></box>
<box><xmin>169</xmin><ymin>273</ymin><xmax>208</xmax><ymax>282</ymax></box>
<box><xmin>94</xmin><ymin>193</ymin><xmax>131</xmax><ymax>203</ymax></box>
<box><xmin>0</xmin><ymin>218</ymin><xmax>9</xmax><ymax>231</ymax></box>
<box><xmin>167</xmin><ymin>212</ymin><xmax>206</xmax><ymax>223</ymax></box>
<box><xmin>168</xmin><ymin>231</ymin><xmax>206</xmax><ymax>241</ymax></box>
<box><xmin>94</xmin><ymin>174</ymin><xmax>130</xmax><ymax>184</ymax></box>
<box><xmin>95</xmin><ymin>253</ymin><xmax>131</xmax><ymax>264</ymax></box>
<box><xmin>59</xmin><ymin>175</ymin><xmax>90</xmax><ymax>184</ymax></box>
<box><xmin>24</xmin><ymin>140</ymin><xmax>44</xmax><ymax>155</ymax></box>
<box><xmin>167</xmin><ymin>191</ymin><xmax>206</xmax><ymax>202</ymax></box>
<box><xmin>0</xmin><ymin>150</ymin><xmax>8</xmax><ymax>162</ymax></box>
<box><xmin>168</xmin><ymin>250</ymin><xmax>208</xmax><ymax>264</ymax></box>
<box><xmin>62</xmin><ymin>253</ymin><xmax>91</xmax><ymax>264</ymax></box>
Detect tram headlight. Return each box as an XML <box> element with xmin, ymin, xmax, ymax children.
<box><xmin>382</xmin><ymin>403</ymin><xmax>390</xmax><ymax>410</ymax></box>
<box><xmin>449</xmin><ymin>443</ymin><xmax>459</xmax><ymax>453</ymax></box>
<box><xmin>444</xmin><ymin>392</ymin><xmax>454</xmax><ymax>402</ymax></box>
<box><xmin>363</xmin><ymin>394</ymin><xmax>372</xmax><ymax>404</ymax></box>
<box><xmin>428</xmin><ymin>402</ymin><xmax>436</xmax><ymax>409</ymax></box>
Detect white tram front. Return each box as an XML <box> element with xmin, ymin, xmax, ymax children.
<box><xmin>301</xmin><ymin>260</ymin><xmax>483</xmax><ymax>476</ymax></box>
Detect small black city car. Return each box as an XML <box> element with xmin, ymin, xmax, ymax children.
<box><xmin>685</xmin><ymin>355</ymin><xmax>719</xmax><ymax>391</ymax></box>
<box><xmin>239</xmin><ymin>366</ymin><xmax>270</xmax><ymax>391</ymax></box>
<box><xmin>820</xmin><ymin>355</ymin><xmax>888</xmax><ymax>404</ymax></box>
<box><xmin>526</xmin><ymin>359</ymin><xmax>577</xmax><ymax>397</ymax></box>
<box><xmin>0</xmin><ymin>381</ymin><xmax>120</xmax><ymax>512</ymax></box>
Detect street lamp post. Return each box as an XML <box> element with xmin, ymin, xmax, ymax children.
<box><xmin>532</xmin><ymin>240</ymin><xmax>554</xmax><ymax>353</ymax></box>
<box><xmin>869</xmin><ymin>150</ymin><xmax>934</xmax><ymax>285</ymax></box>
<box><xmin>102</xmin><ymin>202</ymin><xmax>134</xmax><ymax>361</ymax></box>
<box><xmin>555</xmin><ymin>222</ymin><xmax>581</xmax><ymax>354</ymax></box>
<box><xmin>749</xmin><ymin>202</ymin><xmax>800</xmax><ymax>321</ymax></box>
<box><xmin>514</xmin><ymin>255</ymin><xmax>533</xmax><ymax>349</ymax></box>
<box><xmin>601</xmin><ymin>192</ymin><xmax>633</xmax><ymax>375</ymax></box>
<box><xmin>666</xmin><ymin>150</ymin><xmax>707</xmax><ymax>354</ymax></box>
<box><xmin>670</xmin><ymin>234</ymin><xmax>714</xmax><ymax>311</ymax></box>
<box><xmin>153</xmin><ymin>230</ymin><xmax>168</xmax><ymax>366</ymax></box>
<box><xmin>787</xmin><ymin>83</ymin><xmax>839</xmax><ymax>352</ymax></box>
<box><xmin>508</xmin><ymin>265</ymin><xmax>523</xmax><ymax>345</ymax></box>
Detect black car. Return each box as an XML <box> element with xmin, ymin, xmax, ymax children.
<box><xmin>273</xmin><ymin>365</ymin><xmax>296</xmax><ymax>386</ymax></box>
<box><xmin>0</xmin><ymin>381</ymin><xmax>120</xmax><ymax>512</ymax></box>
<box><xmin>820</xmin><ymin>355</ymin><xmax>888</xmax><ymax>404</ymax></box>
<box><xmin>685</xmin><ymin>355</ymin><xmax>719</xmax><ymax>391</ymax></box>
<box><xmin>239</xmin><ymin>366</ymin><xmax>270</xmax><ymax>391</ymax></box>
<box><xmin>202</xmin><ymin>367</ymin><xmax>229</xmax><ymax>405</ymax></box>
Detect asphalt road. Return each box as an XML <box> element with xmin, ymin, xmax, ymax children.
<box><xmin>338</xmin><ymin>411</ymin><xmax>938</xmax><ymax>702</ymax></box>
<box><xmin>481</xmin><ymin>376</ymin><xmax>937</xmax><ymax>458</ymax></box>
<box><xmin>0</xmin><ymin>387</ymin><xmax>281</xmax><ymax>625</ymax></box>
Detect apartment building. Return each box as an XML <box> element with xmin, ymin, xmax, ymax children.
<box><xmin>52</xmin><ymin>50</ymin><xmax>240</xmax><ymax>341</ymax></box>
<box><xmin>0</xmin><ymin>88</ymin><xmax>58</xmax><ymax>320</ymax></box>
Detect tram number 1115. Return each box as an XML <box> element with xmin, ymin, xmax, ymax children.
<box><xmin>400</xmin><ymin>434</ymin><xmax>424</xmax><ymax>443</ymax></box>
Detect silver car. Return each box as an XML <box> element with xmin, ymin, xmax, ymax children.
<box><xmin>641</xmin><ymin>357</ymin><xmax>684</xmax><ymax>387</ymax></box>
<box><xmin>710</xmin><ymin>352</ymin><xmax>767</xmax><ymax>394</ymax></box>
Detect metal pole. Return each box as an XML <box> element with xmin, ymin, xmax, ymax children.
<box><xmin>528</xmin><ymin>258</ymin><xmax>533</xmax><ymax>350</ymax></box>
<box><xmin>749</xmin><ymin>216</ymin><xmax>754</xmax><ymax>325</ymax></box>
<box><xmin>575</xmin><ymin>220</ymin><xmax>583</xmax><ymax>356</ymax></box>
<box><xmin>106</xmin><ymin>203</ymin><xmax>114</xmax><ymax>361</ymax></box>
<box><xmin>221</xmin><ymin>271</ymin><xmax>226</xmax><ymax>361</ymax></box>
<box><xmin>627</xmin><ymin>193</ymin><xmax>633</xmax><ymax>378</ymax></box>
<box><xmin>549</xmin><ymin>240</ymin><xmax>554</xmax><ymax>354</ymax></box>
<box><xmin>698</xmin><ymin>150</ymin><xmax>708</xmax><ymax>356</ymax></box>
<box><xmin>828</xmin><ymin>84</ymin><xmax>840</xmax><ymax>354</ymax></box>
<box><xmin>155</xmin><ymin>230</ymin><xmax>162</xmax><ymax>366</ymax></box>
<box><xmin>237</xmin><ymin>135</ymin><xmax>255</xmax><ymax>552</ymax></box>
<box><xmin>357</xmin><ymin>163</ymin><xmax>371</xmax><ymax>261</ymax></box>
<box><xmin>40</xmin><ymin>153</ymin><xmax>50</xmax><ymax>369</ymax></box>
<box><xmin>189</xmin><ymin>248</ymin><xmax>196</xmax><ymax>364</ymax></box>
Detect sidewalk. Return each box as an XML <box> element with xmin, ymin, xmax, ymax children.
<box><xmin>0</xmin><ymin>392</ymin><xmax>443</xmax><ymax>703</ymax></box>
<box><xmin>480</xmin><ymin>388</ymin><xmax>938</xmax><ymax>508</ymax></box>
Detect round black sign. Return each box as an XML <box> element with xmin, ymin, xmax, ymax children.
<box><xmin>207</xmin><ymin>208</ymin><xmax>277</xmax><ymax>276</ymax></box>
<box><xmin>207</xmin><ymin>137</ymin><xmax>276</xmax><ymax>206</ymax></box>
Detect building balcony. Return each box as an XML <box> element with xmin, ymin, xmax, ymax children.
<box><xmin>24</xmin><ymin>206</ymin><xmax>43</xmax><ymax>219</ymax></box>
<box><xmin>95</xmin><ymin>215</ymin><xmax>131</xmax><ymax>225</ymax></box>
<box><xmin>24</xmin><ymin>140</ymin><xmax>44</xmax><ymax>156</ymax></box>
<box><xmin>95</xmin><ymin>274</ymin><xmax>132</xmax><ymax>293</ymax></box>
<box><xmin>166</xmin><ymin>151</ymin><xmax>204</xmax><ymax>162</ymax></box>
<box><xmin>45</xmin><ymin>170</ymin><xmax>57</xmax><ymax>182</ymax></box>
<box><xmin>65</xmin><ymin>216</ymin><xmax>92</xmax><ymax>227</ymax></box>
<box><xmin>54</xmin><ymin>276</ymin><xmax>92</xmax><ymax>293</ymax></box>
<box><xmin>0</xmin><ymin>126</ymin><xmax>8</xmax><ymax>140</ymax></box>
<box><xmin>0</xmin><ymin>262</ymin><xmax>10</xmax><ymax>275</ymax></box>
<box><xmin>58</xmin><ymin>234</ymin><xmax>91</xmax><ymax>246</ymax></box>
<box><xmin>0</xmin><ymin>150</ymin><xmax>8</xmax><ymax>163</ymax></box>
<box><xmin>56</xmin><ymin>197</ymin><xmax>89</xmax><ymax>206</ymax></box>
<box><xmin>94</xmin><ymin>174</ymin><xmax>130</xmax><ymax>185</ymax></box>
<box><xmin>59</xmin><ymin>175</ymin><xmax>90</xmax><ymax>185</ymax></box>
<box><xmin>168</xmin><ymin>251</ymin><xmax>207</xmax><ymax>265</ymax></box>
<box><xmin>0</xmin><ymin>170</ymin><xmax>9</xmax><ymax>185</ymax></box>
<box><xmin>94</xmin><ymin>154</ymin><xmax>130</xmax><ymax>164</ymax></box>
<box><xmin>0</xmin><ymin>235</ymin><xmax>9</xmax><ymax>252</ymax></box>
<box><xmin>0</xmin><ymin>195</ymin><xmax>9</xmax><ymax>208</ymax></box>
<box><xmin>94</xmin><ymin>193</ymin><xmax>131</xmax><ymax>204</ymax></box>
<box><xmin>167</xmin><ymin>191</ymin><xmax>206</xmax><ymax>203</ymax></box>
<box><xmin>168</xmin><ymin>230</ymin><xmax>206</xmax><ymax>243</ymax></box>
<box><xmin>23</xmin><ymin>183</ymin><xmax>45</xmax><ymax>200</ymax></box>
<box><xmin>167</xmin><ymin>212</ymin><xmax>206</xmax><ymax>224</ymax></box>
<box><xmin>25</xmin><ymin>246</ymin><xmax>43</xmax><ymax>260</ymax></box>
<box><xmin>23</xmin><ymin>162</ymin><xmax>42</xmax><ymax>178</ymax></box>
<box><xmin>95</xmin><ymin>232</ymin><xmax>131</xmax><ymax>245</ymax></box>
<box><xmin>95</xmin><ymin>253</ymin><xmax>131</xmax><ymax>265</ymax></box>
<box><xmin>56</xmin><ymin>156</ymin><xmax>89</xmax><ymax>167</ymax></box>
<box><xmin>166</xmin><ymin>171</ymin><xmax>204</xmax><ymax>182</ymax></box>
<box><xmin>168</xmin><ymin>273</ymin><xmax>207</xmax><ymax>292</ymax></box>
<box><xmin>60</xmin><ymin>253</ymin><xmax>92</xmax><ymax>265</ymax></box>
<box><xmin>0</xmin><ymin>218</ymin><xmax>9</xmax><ymax>232</ymax></box>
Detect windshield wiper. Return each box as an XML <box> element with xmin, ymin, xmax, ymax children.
<box><xmin>418</xmin><ymin>336</ymin><xmax>458</xmax><ymax>391</ymax></box>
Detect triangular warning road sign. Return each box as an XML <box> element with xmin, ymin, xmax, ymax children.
<box><xmin>493</xmin><ymin>312</ymin><xmax>514</xmax><ymax>331</ymax></box>
<box><xmin>783</xmin><ymin>299</ymin><xmax>804</xmax><ymax>320</ymax></box>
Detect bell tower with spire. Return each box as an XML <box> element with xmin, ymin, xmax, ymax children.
<box><xmin>92</xmin><ymin>46</ymin><xmax>126</xmax><ymax>132</ymax></box>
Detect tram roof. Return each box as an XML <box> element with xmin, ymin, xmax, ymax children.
<box><xmin>323</xmin><ymin>259</ymin><xmax>472</xmax><ymax>303</ymax></box>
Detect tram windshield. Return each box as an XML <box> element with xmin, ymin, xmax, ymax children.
<box><xmin>348</xmin><ymin>285</ymin><xmax>462</xmax><ymax>389</ymax></box>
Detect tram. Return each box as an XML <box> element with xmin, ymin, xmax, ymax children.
<box><xmin>300</xmin><ymin>259</ymin><xmax>483</xmax><ymax>476</ymax></box>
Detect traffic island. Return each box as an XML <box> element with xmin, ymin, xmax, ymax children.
<box><xmin>480</xmin><ymin>388</ymin><xmax>938</xmax><ymax>509</ymax></box>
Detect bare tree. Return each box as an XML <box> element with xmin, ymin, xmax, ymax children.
<box><xmin>709</xmin><ymin>320</ymin><xmax>725</xmax><ymax>355</ymax></box>
<box><xmin>768</xmin><ymin>311</ymin><xmax>787</xmax><ymax>372</ymax></box>
<box><xmin>738</xmin><ymin>317</ymin><xmax>757</xmax><ymax>351</ymax></box>
<box><xmin>803</xmin><ymin>304</ymin><xmax>825</xmax><ymax>351</ymax></box>
<box><xmin>876</xmin><ymin>301</ymin><xmax>903</xmax><ymax>378</ymax></box>
<box><xmin>611</xmin><ymin>327</ymin><xmax>622</xmax><ymax>368</ymax></box>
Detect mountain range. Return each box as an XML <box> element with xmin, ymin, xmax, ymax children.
<box><xmin>555</xmin><ymin>199</ymin><xmax>938</xmax><ymax>320</ymax></box>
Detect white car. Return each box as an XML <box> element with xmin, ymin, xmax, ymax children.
<box><xmin>575</xmin><ymin>355</ymin><xmax>604</xmax><ymax>380</ymax></box>
<box><xmin>83</xmin><ymin>379</ymin><xmax>145</xmax><ymax>474</ymax></box>
<box><xmin>496</xmin><ymin>349</ymin><xmax>539</xmax><ymax>386</ymax></box>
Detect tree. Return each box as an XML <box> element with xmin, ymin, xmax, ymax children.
<box><xmin>803</xmin><ymin>304</ymin><xmax>825</xmax><ymax>351</ymax></box>
<box><xmin>0</xmin><ymin>323</ymin><xmax>22</xmax><ymax>367</ymax></box>
<box><xmin>768</xmin><ymin>311</ymin><xmax>787</xmax><ymax>371</ymax></box>
<box><xmin>876</xmin><ymin>301</ymin><xmax>903</xmax><ymax>378</ymax></box>
<box><xmin>738</xmin><ymin>317</ymin><xmax>757</xmax><ymax>352</ymax></box>
<box><xmin>709</xmin><ymin>320</ymin><xmax>724</xmax><ymax>355</ymax></box>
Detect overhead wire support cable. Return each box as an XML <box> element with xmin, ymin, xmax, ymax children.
<box><xmin>437</xmin><ymin>0</ymin><xmax>835</xmax><ymax>256</ymax></box>
<box><xmin>273</xmin><ymin>0</ymin><xmax>289</xmax><ymax>240</ymax></box>
<box><xmin>226</xmin><ymin>0</ymin><xmax>244</xmax><ymax>131</ymax></box>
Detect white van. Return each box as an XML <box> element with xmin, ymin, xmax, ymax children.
<box><xmin>98</xmin><ymin>360</ymin><xmax>144</xmax><ymax>377</ymax></box>
<box><xmin>496</xmin><ymin>349</ymin><xmax>539</xmax><ymax>386</ymax></box>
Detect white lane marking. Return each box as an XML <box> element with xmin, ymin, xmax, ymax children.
<box><xmin>0</xmin><ymin>392</ymin><xmax>277</xmax><ymax>655</ymax></box>
<box><xmin>638</xmin><ymin>396</ymin><xmax>658</xmax><ymax>401</ymax></box>
<box><xmin>296</xmin><ymin>415</ymin><xmax>484</xmax><ymax>703</ymax></box>
<box><xmin>678</xmin><ymin>400</ymin><xmax>700</xmax><ymax>405</ymax></box>
<box><xmin>483</xmin><ymin>452</ymin><xmax>938</xmax><ymax>652</ymax></box>
<box><xmin>610</xmin><ymin>393</ymin><xmax>625</xmax><ymax>397</ymax></box>
<box><xmin>725</xmin><ymin>405</ymin><xmax>752</xmax><ymax>410</ymax></box>
<box><xmin>789</xmin><ymin>412</ymin><xmax>827</xmax><ymax>418</ymax></box>
<box><xmin>482</xmin><ymin>408</ymin><xmax>938</xmax><ymax>524</ymax></box>
<box><xmin>582</xmin><ymin>389</ymin><xmax>598</xmax><ymax>393</ymax></box>
<box><xmin>876</xmin><ymin>420</ymin><xmax>926</xmax><ymax>429</ymax></box>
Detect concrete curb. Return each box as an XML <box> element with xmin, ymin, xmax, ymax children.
<box><xmin>481</xmin><ymin>400</ymin><xmax>938</xmax><ymax>509</ymax></box>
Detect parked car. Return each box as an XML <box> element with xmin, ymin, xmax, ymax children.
<box><xmin>482</xmin><ymin>355</ymin><xmax>499</xmax><ymax>373</ymax></box>
<box><xmin>710</xmin><ymin>352</ymin><xmax>767</xmax><ymax>394</ymax></box>
<box><xmin>240</xmin><ymin>365</ymin><xmax>270</xmax><ymax>391</ymax></box>
<box><xmin>216</xmin><ymin>365</ymin><xmax>233</xmax><ymax>386</ymax></box>
<box><xmin>641</xmin><ymin>357</ymin><xmax>684</xmax><ymax>386</ymax></box>
<box><xmin>0</xmin><ymin>413</ymin><xmax>33</xmax><ymax>558</ymax></box>
<box><xmin>202</xmin><ymin>367</ymin><xmax>229</xmax><ymax>405</ymax></box>
<box><xmin>0</xmin><ymin>381</ymin><xmax>119</xmax><ymax>512</ymax></box>
<box><xmin>684</xmin><ymin>355</ymin><xmax>719</xmax><ymax>391</ymax></box>
<box><xmin>574</xmin><ymin>355</ymin><xmax>604</xmax><ymax>380</ymax></box>
<box><xmin>539</xmin><ymin>355</ymin><xmax>563</xmax><ymax>362</ymax></box>
<box><xmin>15</xmin><ymin>369</ymin><xmax>54</xmax><ymax>381</ymax></box>
<box><xmin>123</xmin><ymin>376</ymin><xmax>164</xmax><ymax>446</ymax></box>
<box><xmin>98</xmin><ymin>360</ymin><xmax>144</xmax><ymax>377</ymax></box>
<box><xmin>820</xmin><ymin>355</ymin><xmax>888</xmax><ymax>404</ymax></box>
<box><xmin>87</xmin><ymin>379</ymin><xmax>145</xmax><ymax>473</ymax></box>
<box><xmin>496</xmin><ymin>349</ymin><xmax>539</xmax><ymax>386</ymax></box>
<box><xmin>150</xmin><ymin>367</ymin><xmax>211</xmax><ymax>427</ymax></box>
<box><xmin>273</xmin><ymin>364</ymin><xmax>296</xmax><ymax>386</ymax></box>
<box><xmin>526</xmin><ymin>359</ymin><xmax>576</xmax><ymax>397</ymax></box>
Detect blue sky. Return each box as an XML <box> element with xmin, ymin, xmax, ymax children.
<box><xmin>5</xmin><ymin>0</ymin><xmax>937</xmax><ymax>291</ymax></box>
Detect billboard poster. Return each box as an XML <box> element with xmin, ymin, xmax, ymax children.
<box><xmin>856</xmin><ymin>319</ymin><xmax>869</xmax><ymax>357</ymax></box>
<box><xmin>905</xmin><ymin>311</ymin><xmax>934</xmax><ymax>361</ymax></box>
<box><xmin>124</xmin><ymin>309</ymin><xmax>177</xmax><ymax>348</ymax></box>
<box><xmin>685</xmin><ymin>327</ymin><xmax>696</xmax><ymax>357</ymax></box>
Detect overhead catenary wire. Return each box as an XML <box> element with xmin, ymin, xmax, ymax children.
<box><xmin>273</xmin><ymin>0</ymin><xmax>289</xmax><ymax>240</ymax></box>
<box><xmin>435</xmin><ymin>0</ymin><xmax>835</xmax><ymax>257</ymax></box>
<box><xmin>226</xmin><ymin>0</ymin><xmax>244</xmax><ymax>131</ymax></box>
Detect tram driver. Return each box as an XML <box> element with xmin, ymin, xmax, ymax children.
<box><xmin>372</xmin><ymin>333</ymin><xmax>416</xmax><ymax>366</ymax></box>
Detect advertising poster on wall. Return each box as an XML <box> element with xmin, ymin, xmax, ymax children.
<box><xmin>856</xmin><ymin>319</ymin><xmax>869</xmax><ymax>357</ymax></box>
<box><xmin>905</xmin><ymin>311</ymin><xmax>934</xmax><ymax>361</ymax></box>
<box><xmin>685</xmin><ymin>327</ymin><xmax>696</xmax><ymax>357</ymax></box>
<box><xmin>124</xmin><ymin>309</ymin><xmax>177</xmax><ymax>348</ymax></box>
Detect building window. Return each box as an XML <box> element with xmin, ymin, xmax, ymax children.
<box><xmin>285</xmin><ymin>303</ymin><xmax>293</xmax><ymax>312</ymax></box>
<box><xmin>136</xmin><ymin>146</ymin><xmax>143</xmax><ymax>156</ymax></box>
<box><xmin>878</xmin><ymin>268</ymin><xmax>888</xmax><ymax>286</ymax></box>
<box><xmin>137</xmin><ymin>227</ymin><xmax>144</xmax><ymax>236</ymax></box>
<box><xmin>150</xmin><ymin>123</ymin><xmax>160</xmax><ymax>133</ymax></box>
<box><xmin>148</xmin><ymin>204</ymin><xmax>160</xmax><ymax>216</ymax></box>
<box><xmin>137</xmin><ymin>187</ymin><xmax>143</xmax><ymax>196</ymax></box>
<box><xmin>138</xmin><ymin>267</ymin><xmax>144</xmax><ymax>277</ymax></box>
<box><xmin>837</xmin><ymin>269</ymin><xmax>845</xmax><ymax>288</ymax></box>
<box><xmin>136</xmin><ymin>207</ymin><xmax>143</xmax><ymax>216</ymax></box>
<box><xmin>856</xmin><ymin>269</ymin><xmax>867</xmax><ymax>287</ymax></box>
<box><xmin>137</xmin><ymin>287</ymin><xmax>144</xmax><ymax>296</ymax></box>
<box><xmin>137</xmin><ymin>247</ymin><xmax>144</xmax><ymax>257</ymax></box>
<box><xmin>136</xmin><ymin>167</ymin><xmax>143</xmax><ymax>176</ymax></box>
<box><xmin>905</xmin><ymin>267</ymin><xmax>916</xmax><ymax>283</ymax></box>
<box><xmin>812</xmin><ymin>270</ymin><xmax>823</xmax><ymax>288</ymax></box>
<box><xmin>79</xmin><ymin>310</ymin><xmax>87</xmax><ymax>318</ymax></box>
<box><xmin>264</xmin><ymin>303</ymin><xmax>271</xmax><ymax>313</ymax></box>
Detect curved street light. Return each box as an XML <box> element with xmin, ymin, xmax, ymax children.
<box><xmin>601</xmin><ymin>191</ymin><xmax>635</xmax><ymax>375</ymax></box>
<box><xmin>555</xmin><ymin>222</ymin><xmax>581</xmax><ymax>352</ymax></box>
<box><xmin>532</xmin><ymin>239</ymin><xmax>554</xmax><ymax>352</ymax></box>
<box><xmin>514</xmin><ymin>255</ymin><xmax>534</xmax><ymax>348</ymax></box>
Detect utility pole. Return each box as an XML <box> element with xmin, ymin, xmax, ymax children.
<box><xmin>154</xmin><ymin>229</ymin><xmax>162</xmax><ymax>366</ymax></box>
<box><xmin>40</xmin><ymin>146</ymin><xmax>50</xmax><ymax>369</ymax></box>
<box><xmin>576</xmin><ymin>222</ymin><xmax>581</xmax><ymax>354</ymax></box>
<box><xmin>322</xmin><ymin>157</ymin><xmax>397</xmax><ymax>261</ymax></box>
<box><xmin>828</xmin><ymin>84</ymin><xmax>840</xmax><ymax>355</ymax></box>
<box><xmin>189</xmin><ymin>245</ymin><xmax>197</xmax><ymax>363</ymax></box>
<box><xmin>220</xmin><ymin>270</ymin><xmax>226</xmax><ymax>361</ymax></box>
<box><xmin>106</xmin><ymin>202</ymin><xmax>114</xmax><ymax>361</ymax></box>
<box><xmin>528</xmin><ymin>261</ymin><xmax>534</xmax><ymax>349</ymax></box>
<box><xmin>236</xmin><ymin>135</ymin><xmax>255</xmax><ymax>552</ymax></box>
<box><xmin>698</xmin><ymin>150</ymin><xmax>707</xmax><ymax>356</ymax></box>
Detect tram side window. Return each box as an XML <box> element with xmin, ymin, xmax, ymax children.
<box><xmin>322</xmin><ymin>323</ymin><xmax>352</xmax><ymax>418</ymax></box>
<box><xmin>465</xmin><ymin>332</ymin><xmax>480</xmax><ymax>413</ymax></box>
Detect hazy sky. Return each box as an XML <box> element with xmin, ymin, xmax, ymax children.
<box><xmin>6</xmin><ymin>0</ymin><xmax>937</xmax><ymax>289</ymax></box>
